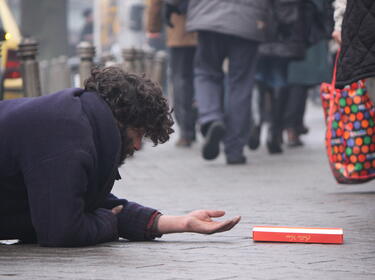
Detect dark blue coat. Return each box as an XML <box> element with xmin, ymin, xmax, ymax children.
<box><xmin>0</xmin><ymin>89</ymin><xmax>157</xmax><ymax>247</ymax></box>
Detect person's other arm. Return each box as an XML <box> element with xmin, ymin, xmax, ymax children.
<box><xmin>332</xmin><ymin>0</ymin><xmax>347</xmax><ymax>44</ymax></box>
<box><xmin>101</xmin><ymin>193</ymin><xmax>161</xmax><ymax>241</ymax></box>
<box><xmin>146</xmin><ymin>0</ymin><xmax>163</xmax><ymax>38</ymax></box>
<box><xmin>23</xmin><ymin>151</ymin><xmax>119</xmax><ymax>247</ymax></box>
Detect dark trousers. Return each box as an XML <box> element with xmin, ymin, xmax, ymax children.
<box><xmin>170</xmin><ymin>47</ymin><xmax>197</xmax><ymax>140</ymax></box>
<box><xmin>194</xmin><ymin>31</ymin><xmax>259</xmax><ymax>159</ymax></box>
<box><xmin>283</xmin><ymin>85</ymin><xmax>309</xmax><ymax>129</ymax></box>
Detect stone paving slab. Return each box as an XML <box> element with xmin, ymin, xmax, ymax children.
<box><xmin>1</xmin><ymin>103</ymin><xmax>374</xmax><ymax>280</ymax></box>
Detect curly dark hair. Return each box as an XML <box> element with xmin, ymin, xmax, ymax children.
<box><xmin>84</xmin><ymin>67</ymin><xmax>174</xmax><ymax>163</ymax></box>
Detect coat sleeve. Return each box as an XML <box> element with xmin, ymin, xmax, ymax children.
<box><xmin>333</xmin><ymin>0</ymin><xmax>347</xmax><ymax>32</ymax></box>
<box><xmin>22</xmin><ymin>151</ymin><xmax>119</xmax><ymax>247</ymax></box>
<box><xmin>100</xmin><ymin>193</ymin><xmax>160</xmax><ymax>241</ymax></box>
<box><xmin>146</xmin><ymin>0</ymin><xmax>163</xmax><ymax>33</ymax></box>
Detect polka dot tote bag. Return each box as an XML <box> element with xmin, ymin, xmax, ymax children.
<box><xmin>320</xmin><ymin>52</ymin><xmax>375</xmax><ymax>184</ymax></box>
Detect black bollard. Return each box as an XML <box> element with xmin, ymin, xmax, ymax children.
<box><xmin>18</xmin><ymin>38</ymin><xmax>41</xmax><ymax>97</ymax></box>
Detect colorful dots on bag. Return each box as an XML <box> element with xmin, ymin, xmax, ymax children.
<box><xmin>359</xmin><ymin>154</ymin><xmax>366</xmax><ymax>162</ymax></box>
<box><xmin>321</xmin><ymin>79</ymin><xmax>375</xmax><ymax>183</ymax></box>
<box><xmin>351</xmin><ymin>104</ymin><xmax>359</xmax><ymax>113</ymax></box>
<box><xmin>364</xmin><ymin>136</ymin><xmax>372</xmax><ymax>145</ymax></box>
<box><xmin>355</xmin><ymin>163</ymin><xmax>363</xmax><ymax>171</ymax></box>
<box><xmin>355</xmin><ymin>138</ymin><xmax>363</xmax><ymax>146</ymax></box>
<box><xmin>361</xmin><ymin>145</ymin><xmax>369</xmax><ymax>154</ymax></box>
<box><xmin>357</xmin><ymin>112</ymin><xmax>364</xmax><ymax>121</ymax></box>
<box><xmin>354</xmin><ymin>96</ymin><xmax>362</xmax><ymax>104</ymax></box>
<box><xmin>357</xmin><ymin>88</ymin><xmax>364</xmax><ymax>96</ymax></box>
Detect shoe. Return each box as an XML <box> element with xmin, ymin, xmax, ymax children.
<box><xmin>286</xmin><ymin>128</ymin><xmax>304</xmax><ymax>147</ymax></box>
<box><xmin>202</xmin><ymin>121</ymin><xmax>225</xmax><ymax>160</ymax></box>
<box><xmin>248</xmin><ymin>125</ymin><xmax>261</xmax><ymax>150</ymax></box>
<box><xmin>266</xmin><ymin>128</ymin><xmax>283</xmax><ymax>154</ymax></box>
<box><xmin>226</xmin><ymin>155</ymin><xmax>247</xmax><ymax>165</ymax></box>
<box><xmin>175</xmin><ymin>138</ymin><xmax>192</xmax><ymax>148</ymax></box>
<box><xmin>296</xmin><ymin>125</ymin><xmax>309</xmax><ymax>135</ymax></box>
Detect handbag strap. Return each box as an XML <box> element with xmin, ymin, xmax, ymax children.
<box><xmin>331</xmin><ymin>49</ymin><xmax>341</xmax><ymax>88</ymax></box>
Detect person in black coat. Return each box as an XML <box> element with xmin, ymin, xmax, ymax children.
<box><xmin>251</xmin><ymin>0</ymin><xmax>308</xmax><ymax>154</ymax></box>
<box><xmin>0</xmin><ymin>67</ymin><xmax>240</xmax><ymax>247</ymax></box>
<box><xmin>335</xmin><ymin>0</ymin><xmax>375</xmax><ymax>89</ymax></box>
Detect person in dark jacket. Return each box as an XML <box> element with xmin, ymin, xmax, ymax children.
<box><xmin>147</xmin><ymin>0</ymin><xmax>198</xmax><ymax>147</ymax></box>
<box><xmin>284</xmin><ymin>0</ymin><xmax>334</xmax><ymax>147</ymax></box>
<box><xmin>335</xmin><ymin>0</ymin><xmax>375</xmax><ymax>89</ymax></box>
<box><xmin>169</xmin><ymin>0</ymin><xmax>268</xmax><ymax>164</ymax></box>
<box><xmin>251</xmin><ymin>0</ymin><xmax>308</xmax><ymax>154</ymax></box>
<box><xmin>0</xmin><ymin>67</ymin><xmax>240</xmax><ymax>247</ymax></box>
<box><xmin>334</xmin><ymin>0</ymin><xmax>375</xmax><ymax>103</ymax></box>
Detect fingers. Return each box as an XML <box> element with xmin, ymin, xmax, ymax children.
<box><xmin>206</xmin><ymin>210</ymin><xmax>225</xmax><ymax>218</ymax></box>
<box><xmin>215</xmin><ymin>216</ymin><xmax>241</xmax><ymax>233</ymax></box>
<box><xmin>208</xmin><ymin>216</ymin><xmax>241</xmax><ymax>234</ymax></box>
<box><xmin>111</xmin><ymin>205</ymin><xmax>123</xmax><ymax>215</ymax></box>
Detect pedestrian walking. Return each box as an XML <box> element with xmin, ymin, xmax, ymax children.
<box><xmin>0</xmin><ymin>67</ymin><xmax>240</xmax><ymax>247</ymax></box>
<box><xmin>80</xmin><ymin>8</ymin><xmax>94</xmax><ymax>43</ymax></box>
<box><xmin>147</xmin><ymin>0</ymin><xmax>198</xmax><ymax>147</ymax></box>
<box><xmin>173</xmin><ymin>0</ymin><xmax>269</xmax><ymax>164</ymax></box>
<box><xmin>285</xmin><ymin>0</ymin><xmax>334</xmax><ymax>147</ymax></box>
<box><xmin>251</xmin><ymin>0</ymin><xmax>308</xmax><ymax>154</ymax></box>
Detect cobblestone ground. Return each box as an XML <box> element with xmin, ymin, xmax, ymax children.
<box><xmin>1</xmin><ymin>103</ymin><xmax>374</xmax><ymax>280</ymax></box>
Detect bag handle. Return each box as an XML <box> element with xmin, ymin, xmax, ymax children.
<box><xmin>331</xmin><ymin>48</ymin><xmax>341</xmax><ymax>88</ymax></box>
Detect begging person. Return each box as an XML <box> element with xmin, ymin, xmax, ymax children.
<box><xmin>0</xmin><ymin>67</ymin><xmax>240</xmax><ymax>247</ymax></box>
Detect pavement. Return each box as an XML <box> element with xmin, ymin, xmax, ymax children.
<box><xmin>0</xmin><ymin>101</ymin><xmax>374</xmax><ymax>280</ymax></box>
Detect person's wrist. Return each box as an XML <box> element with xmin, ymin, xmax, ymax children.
<box><xmin>157</xmin><ymin>215</ymin><xmax>188</xmax><ymax>234</ymax></box>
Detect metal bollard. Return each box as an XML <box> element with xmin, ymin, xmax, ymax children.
<box><xmin>100</xmin><ymin>52</ymin><xmax>117</xmax><ymax>67</ymax></box>
<box><xmin>144</xmin><ymin>49</ymin><xmax>155</xmax><ymax>78</ymax></box>
<box><xmin>38</xmin><ymin>60</ymin><xmax>50</xmax><ymax>95</ymax></box>
<box><xmin>134</xmin><ymin>48</ymin><xmax>145</xmax><ymax>74</ymax></box>
<box><xmin>18</xmin><ymin>38</ymin><xmax>42</xmax><ymax>97</ymax></box>
<box><xmin>77</xmin><ymin>41</ymin><xmax>95</xmax><ymax>88</ymax></box>
<box><xmin>122</xmin><ymin>48</ymin><xmax>136</xmax><ymax>73</ymax></box>
<box><xmin>152</xmin><ymin>50</ymin><xmax>167</xmax><ymax>88</ymax></box>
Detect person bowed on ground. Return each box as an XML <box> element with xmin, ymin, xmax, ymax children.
<box><xmin>0</xmin><ymin>67</ymin><xmax>240</xmax><ymax>247</ymax></box>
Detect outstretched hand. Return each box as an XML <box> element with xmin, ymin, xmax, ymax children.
<box><xmin>185</xmin><ymin>210</ymin><xmax>241</xmax><ymax>234</ymax></box>
<box><xmin>156</xmin><ymin>210</ymin><xmax>241</xmax><ymax>235</ymax></box>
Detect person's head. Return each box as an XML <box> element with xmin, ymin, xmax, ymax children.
<box><xmin>84</xmin><ymin>67</ymin><xmax>174</xmax><ymax>165</ymax></box>
<box><xmin>83</xmin><ymin>8</ymin><xmax>93</xmax><ymax>22</ymax></box>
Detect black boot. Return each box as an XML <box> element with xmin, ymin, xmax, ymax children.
<box><xmin>266</xmin><ymin>87</ymin><xmax>288</xmax><ymax>154</ymax></box>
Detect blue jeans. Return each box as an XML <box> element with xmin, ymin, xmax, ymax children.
<box><xmin>194</xmin><ymin>31</ymin><xmax>259</xmax><ymax>160</ymax></box>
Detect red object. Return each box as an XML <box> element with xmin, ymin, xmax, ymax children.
<box><xmin>4</xmin><ymin>49</ymin><xmax>21</xmax><ymax>79</ymax></box>
<box><xmin>320</xmin><ymin>49</ymin><xmax>375</xmax><ymax>184</ymax></box>
<box><xmin>253</xmin><ymin>226</ymin><xmax>344</xmax><ymax>244</ymax></box>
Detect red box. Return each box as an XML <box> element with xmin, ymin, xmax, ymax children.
<box><xmin>252</xmin><ymin>226</ymin><xmax>344</xmax><ymax>244</ymax></box>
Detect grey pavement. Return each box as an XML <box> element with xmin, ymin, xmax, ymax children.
<box><xmin>1</xmin><ymin>101</ymin><xmax>374</xmax><ymax>280</ymax></box>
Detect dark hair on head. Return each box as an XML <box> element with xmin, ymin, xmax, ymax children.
<box><xmin>83</xmin><ymin>8</ymin><xmax>92</xmax><ymax>18</ymax></box>
<box><xmin>84</xmin><ymin>67</ymin><xmax>174</xmax><ymax>160</ymax></box>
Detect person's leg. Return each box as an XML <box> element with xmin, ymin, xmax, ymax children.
<box><xmin>170</xmin><ymin>47</ymin><xmax>197</xmax><ymax>146</ymax></box>
<box><xmin>194</xmin><ymin>31</ymin><xmax>226</xmax><ymax>126</ymax></box>
<box><xmin>266</xmin><ymin>59</ymin><xmax>290</xmax><ymax>154</ymax></box>
<box><xmin>225</xmin><ymin>36</ymin><xmax>259</xmax><ymax>163</ymax></box>
<box><xmin>194</xmin><ymin>31</ymin><xmax>227</xmax><ymax>160</ymax></box>
<box><xmin>283</xmin><ymin>85</ymin><xmax>307</xmax><ymax>147</ymax></box>
<box><xmin>293</xmin><ymin>85</ymin><xmax>309</xmax><ymax>136</ymax></box>
<box><xmin>248</xmin><ymin>81</ymin><xmax>268</xmax><ymax>150</ymax></box>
